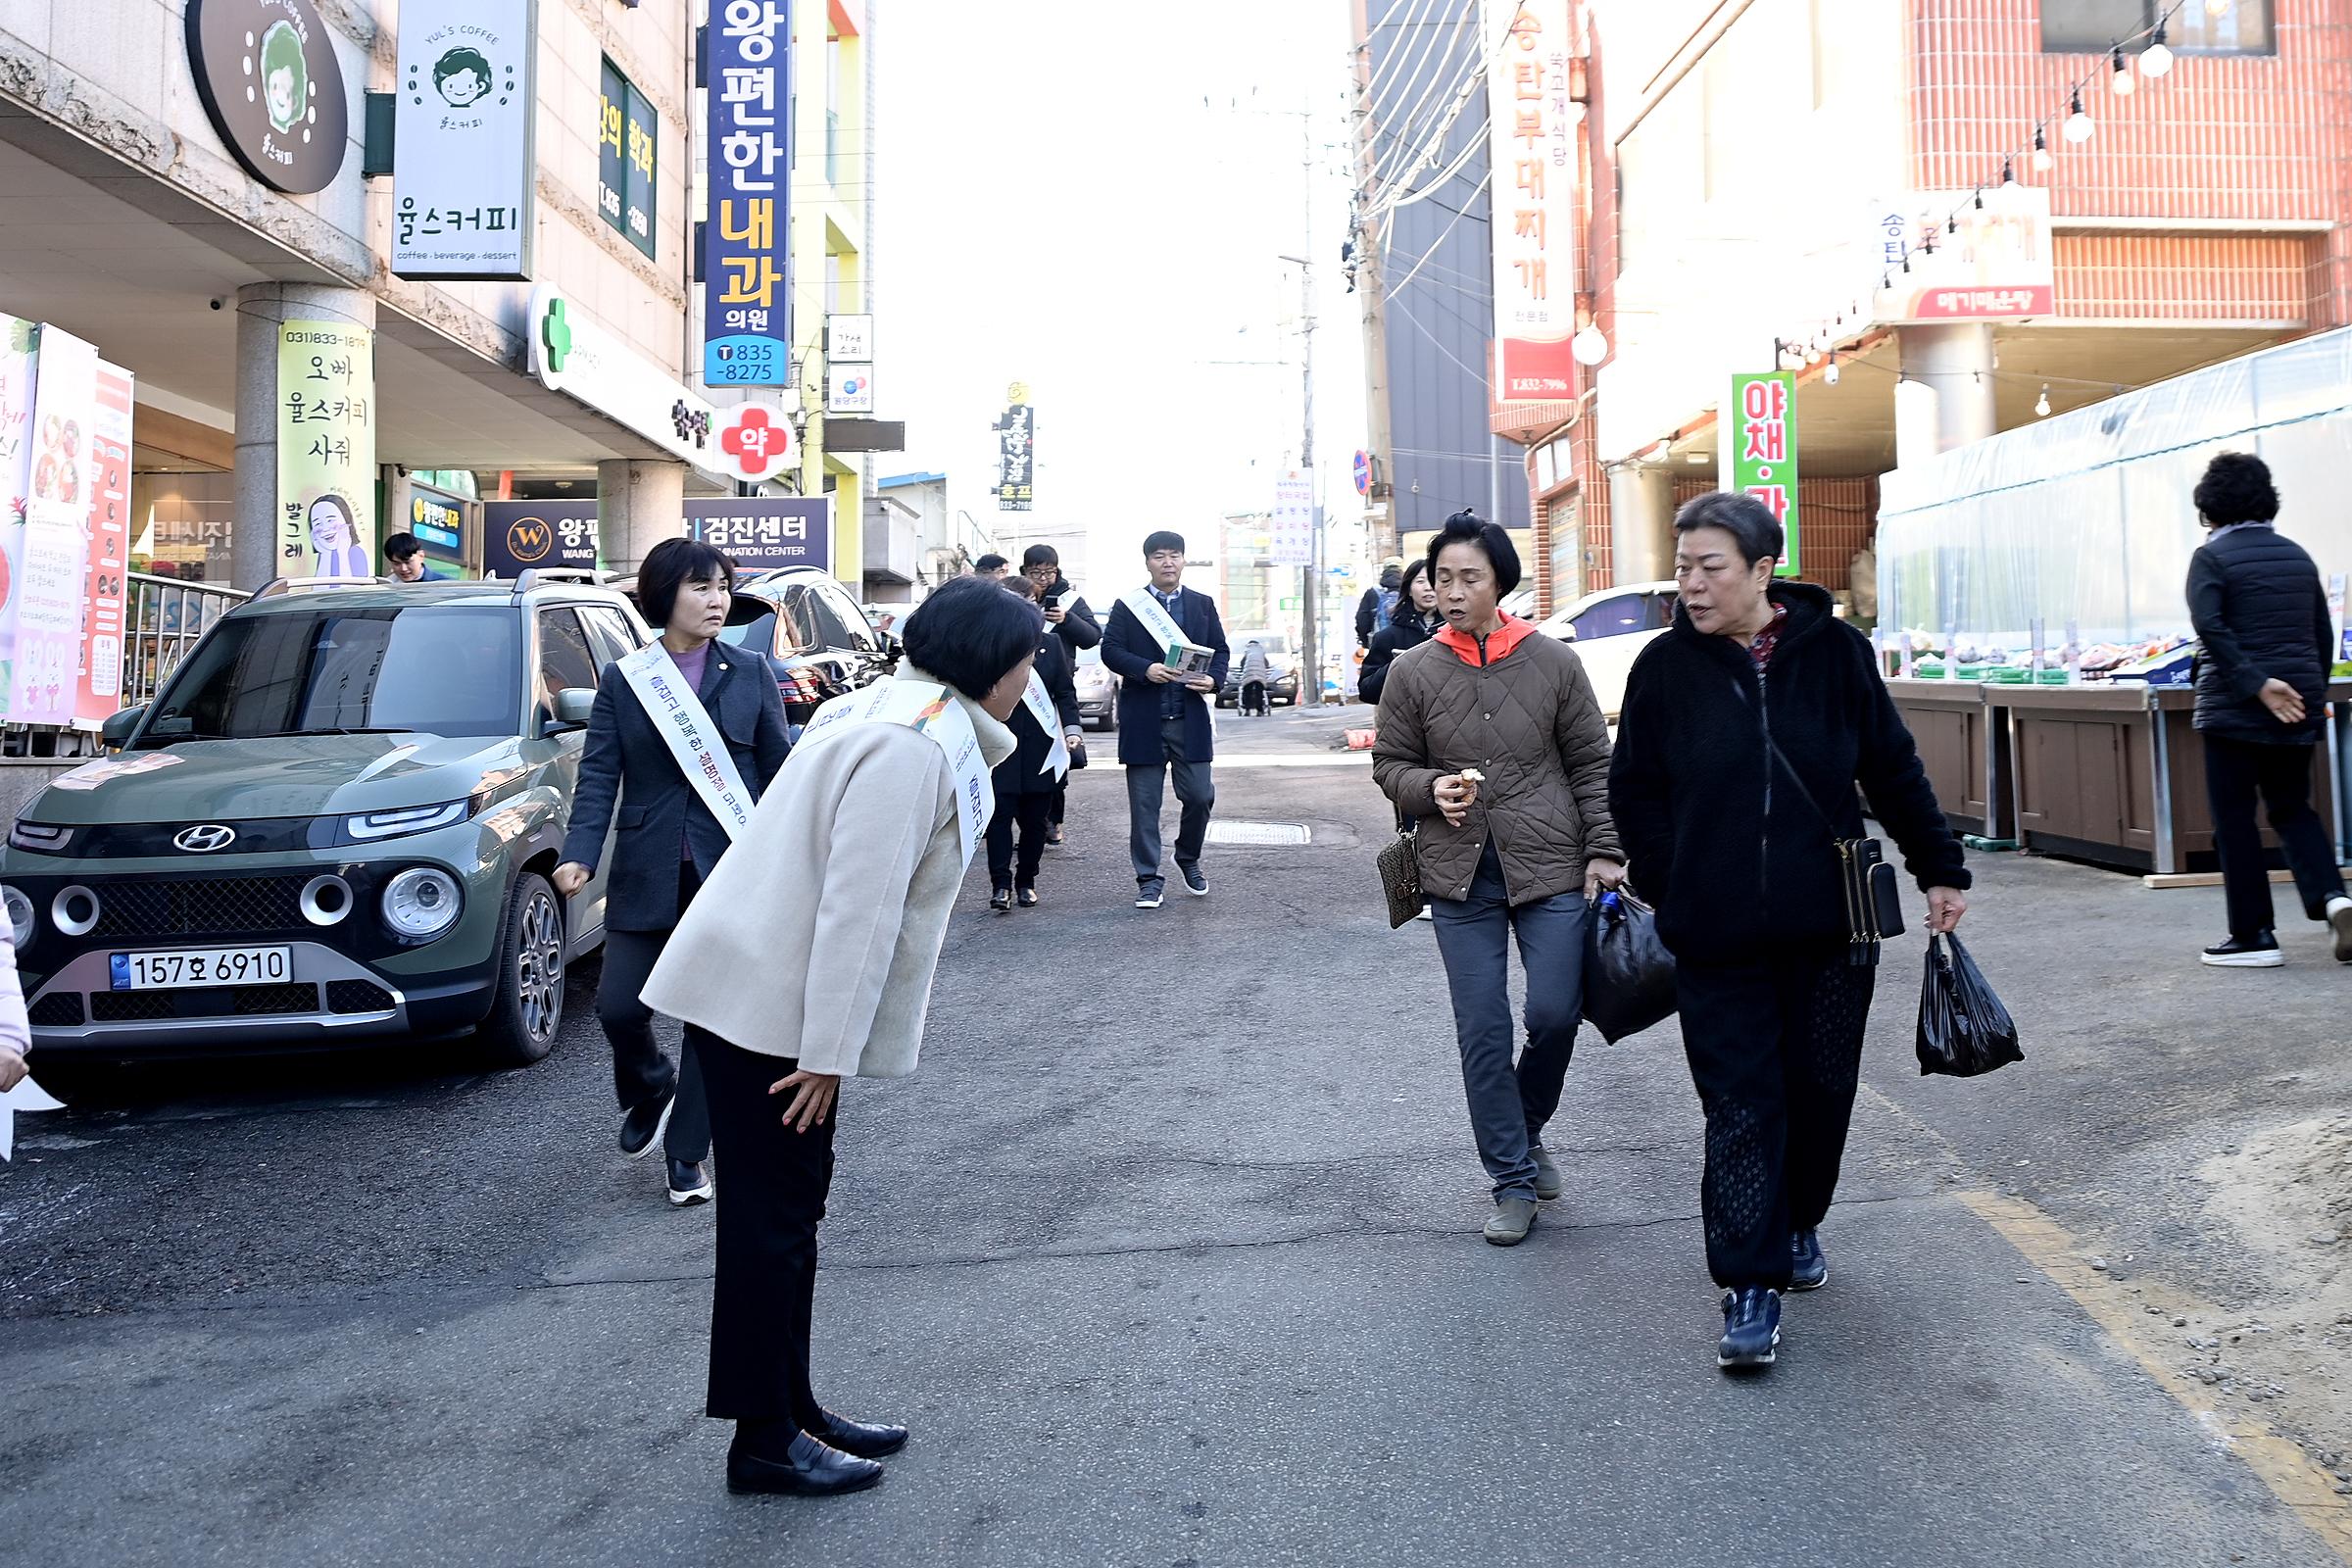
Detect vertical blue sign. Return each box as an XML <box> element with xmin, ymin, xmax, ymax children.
<box><xmin>705</xmin><ymin>0</ymin><xmax>791</xmax><ymax>385</ymax></box>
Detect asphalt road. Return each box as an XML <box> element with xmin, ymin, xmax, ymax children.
<box><xmin>6</xmin><ymin>702</ymin><xmax>2351</xmax><ymax>1566</ymax></box>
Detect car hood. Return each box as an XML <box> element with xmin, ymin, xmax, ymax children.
<box><xmin>26</xmin><ymin>735</ymin><xmax>537</xmax><ymax>826</ymax></box>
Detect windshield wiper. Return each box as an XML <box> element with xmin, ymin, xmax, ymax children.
<box><xmin>253</xmin><ymin>727</ymin><xmax>416</xmax><ymax>738</ymax></box>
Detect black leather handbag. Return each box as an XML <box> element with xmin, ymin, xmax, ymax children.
<box><xmin>1762</xmin><ymin>727</ymin><xmax>1905</xmax><ymax>967</ymax></box>
<box><xmin>1376</xmin><ymin>828</ymin><xmax>1423</xmax><ymax>929</ymax></box>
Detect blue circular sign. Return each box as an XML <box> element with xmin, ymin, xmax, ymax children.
<box><xmin>1352</xmin><ymin>449</ymin><xmax>1372</xmax><ymax>496</ymax></box>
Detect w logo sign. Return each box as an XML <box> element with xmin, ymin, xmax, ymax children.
<box><xmin>507</xmin><ymin>518</ymin><xmax>553</xmax><ymax>563</ymax></box>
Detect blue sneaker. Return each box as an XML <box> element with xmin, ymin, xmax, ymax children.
<box><xmin>1717</xmin><ymin>1288</ymin><xmax>1782</xmax><ymax>1370</ymax></box>
<box><xmin>1789</xmin><ymin>1230</ymin><xmax>1828</xmax><ymax>1292</ymax></box>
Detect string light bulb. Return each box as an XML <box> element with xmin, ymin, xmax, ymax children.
<box><xmin>2064</xmin><ymin>89</ymin><xmax>2094</xmax><ymax>143</ymax></box>
<box><xmin>2109</xmin><ymin>46</ymin><xmax>2134</xmax><ymax>97</ymax></box>
<box><xmin>2034</xmin><ymin>384</ymin><xmax>2052</xmax><ymax>417</ymax></box>
<box><xmin>1571</xmin><ymin>323</ymin><xmax>1609</xmax><ymax>366</ymax></box>
<box><xmin>2141</xmin><ymin>26</ymin><xmax>2175</xmax><ymax>78</ymax></box>
<box><xmin>2033</xmin><ymin>126</ymin><xmax>2053</xmax><ymax>172</ymax></box>
<box><xmin>1825</xmin><ymin>352</ymin><xmax>1840</xmax><ymax>387</ymax></box>
<box><xmin>2206</xmin><ymin>0</ymin><xmax>2232</xmax><ymax>16</ymax></box>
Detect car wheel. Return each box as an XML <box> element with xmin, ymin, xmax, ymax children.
<box><xmin>479</xmin><ymin>872</ymin><xmax>564</xmax><ymax>1067</ymax></box>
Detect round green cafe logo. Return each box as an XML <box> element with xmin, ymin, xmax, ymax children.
<box><xmin>184</xmin><ymin>0</ymin><xmax>350</xmax><ymax>195</ymax></box>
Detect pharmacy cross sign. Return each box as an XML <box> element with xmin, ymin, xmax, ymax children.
<box><xmin>716</xmin><ymin>404</ymin><xmax>792</xmax><ymax>479</ymax></box>
<box><xmin>541</xmin><ymin>298</ymin><xmax>572</xmax><ymax>372</ymax></box>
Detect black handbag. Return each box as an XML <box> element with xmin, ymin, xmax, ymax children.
<box><xmin>1582</xmin><ymin>889</ymin><xmax>1678</xmax><ymax>1043</ymax></box>
<box><xmin>1748</xmin><ymin>694</ymin><xmax>1905</xmax><ymax>967</ymax></box>
<box><xmin>1376</xmin><ymin>829</ymin><xmax>1423</xmax><ymax>929</ymax></box>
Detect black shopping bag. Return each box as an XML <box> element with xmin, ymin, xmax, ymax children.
<box><xmin>1582</xmin><ymin>890</ymin><xmax>1677</xmax><ymax>1044</ymax></box>
<box><xmin>1914</xmin><ymin>932</ymin><xmax>2024</xmax><ymax>1077</ymax></box>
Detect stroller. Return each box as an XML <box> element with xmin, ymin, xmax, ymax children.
<box><xmin>1237</xmin><ymin>641</ymin><xmax>1274</xmax><ymax>717</ymax></box>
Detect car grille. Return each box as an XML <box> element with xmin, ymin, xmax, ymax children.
<box><xmin>89</xmin><ymin>984</ymin><xmax>321</xmax><ymax>1024</ymax></box>
<box><xmin>325</xmin><ymin>980</ymin><xmax>397</xmax><ymax>1015</ymax></box>
<box><xmin>90</xmin><ymin>876</ymin><xmax>314</xmax><ymax>940</ymax></box>
<box><xmin>28</xmin><ymin>993</ymin><xmax>83</xmax><ymax>1028</ymax></box>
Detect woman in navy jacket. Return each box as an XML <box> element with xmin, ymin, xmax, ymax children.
<box><xmin>556</xmin><ymin>538</ymin><xmax>792</xmax><ymax>1205</ymax></box>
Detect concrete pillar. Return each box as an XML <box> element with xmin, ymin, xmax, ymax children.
<box><xmin>1607</xmin><ymin>463</ymin><xmax>1676</xmax><ymax>586</ymax></box>
<box><xmin>1895</xmin><ymin>323</ymin><xmax>1997</xmax><ymax>469</ymax></box>
<box><xmin>596</xmin><ymin>459</ymin><xmax>688</xmax><ymax>575</ymax></box>
<box><xmin>232</xmin><ymin>281</ymin><xmax>376</xmax><ymax>590</ymax></box>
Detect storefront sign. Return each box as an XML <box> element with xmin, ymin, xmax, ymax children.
<box><xmin>828</xmin><ymin>315</ymin><xmax>873</xmax><ymax>362</ymax></box>
<box><xmin>995</xmin><ymin>393</ymin><xmax>1033</xmax><ymax>513</ymax></box>
<box><xmin>827</xmin><ymin>366</ymin><xmax>874</xmax><ymax>414</ymax></box>
<box><xmin>184</xmin><ymin>0</ymin><xmax>350</xmax><ymax>195</ymax></box>
<box><xmin>483</xmin><ymin>499</ymin><xmax>598</xmax><ymax>579</ymax></box>
<box><xmin>0</xmin><ymin>317</ymin><xmax>36</xmax><ymax>700</ymax></box>
<box><xmin>75</xmin><ymin>364</ymin><xmax>133</xmax><ymax>730</ymax></box>
<box><xmin>277</xmin><ymin>319</ymin><xmax>377</xmax><ymax>579</ymax></box>
<box><xmin>599</xmin><ymin>57</ymin><xmax>658</xmax><ymax>261</ymax></box>
<box><xmin>1270</xmin><ymin>475</ymin><xmax>1314</xmax><ymax>567</ymax></box>
<box><xmin>714</xmin><ymin>402</ymin><xmax>795</xmax><ymax>481</ymax></box>
<box><xmin>704</xmin><ymin>0</ymin><xmax>791</xmax><ymax>386</ymax></box>
<box><xmin>1722</xmin><ymin>371</ymin><xmax>1800</xmax><ymax>579</ymax></box>
<box><xmin>392</xmin><ymin>0</ymin><xmax>535</xmax><ymax>279</ymax></box>
<box><xmin>528</xmin><ymin>283</ymin><xmax>717</xmax><ymax>468</ymax></box>
<box><xmin>10</xmin><ymin>325</ymin><xmax>98</xmax><ymax>725</ymax></box>
<box><xmin>406</xmin><ymin>484</ymin><xmax>470</xmax><ymax>571</ymax></box>
<box><xmin>683</xmin><ymin>497</ymin><xmax>829</xmax><ymax>572</ymax></box>
<box><xmin>1872</xmin><ymin>187</ymin><xmax>2055</xmax><ymax>323</ymax></box>
<box><xmin>1484</xmin><ymin>0</ymin><xmax>1577</xmax><ymax>402</ymax></box>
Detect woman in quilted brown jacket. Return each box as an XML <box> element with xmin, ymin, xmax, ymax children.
<box><xmin>1372</xmin><ymin>510</ymin><xmax>1624</xmax><ymax>1247</ymax></box>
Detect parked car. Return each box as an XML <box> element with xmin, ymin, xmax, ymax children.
<box><xmin>1217</xmin><ymin>631</ymin><xmax>1301</xmax><ymax>708</ymax></box>
<box><xmin>1074</xmin><ymin>645</ymin><xmax>1119</xmax><ymax>731</ymax></box>
<box><xmin>0</xmin><ymin>572</ymin><xmax>652</xmax><ymax>1071</ymax></box>
<box><xmin>612</xmin><ymin>564</ymin><xmax>894</xmax><ymax>731</ymax></box>
<box><xmin>1533</xmin><ymin>581</ymin><xmax>1680</xmax><ymax>721</ymax></box>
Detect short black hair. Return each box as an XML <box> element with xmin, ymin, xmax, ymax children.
<box><xmin>1673</xmin><ymin>491</ymin><xmax>1783</xmax><ymax>566</ymax></box>
<box><xmin>1143</xmin><ymin>530</ymin><xmax>1186</xmax><ymax>558</ymax></box>
<box><xmin>902</xmin><ymin>575</ymin><xmax>1043</xmax><ymax>700</ymax></box>
<box><xmin>1021</xmin><ymin>544</ymin><xmax>1059</xmax><ymax>571</ymax></box>
<box><xmin>973</xmin><ymin>553</ymin><xmax>1008</xmax><ymax>574</ymax></box>
<box><xmin>2194</xmin><ymin>452</ymin><xmax>2279</xmax><ymax>527</ymax></box>
<box><xmin>382</xmin><ymin>532</ymin><xmax>423</xmax><ymax>563</ymax></box>
<box><xmin>433</xmin><ymin>47</ymin><xmax>492</xmax><ymax>89</ymax></box>
<box><xmin>637</xmin><ymin>537</ymin><xmax>736</xmax><ymax>627</ymax></box>
<box><xmin>1424</xmin><ymin>509</ymin><xmax>1521</xmax><ymax>597</ymax></box>
<box><xmin>1392</xmin><ymin>558</ymin><xmax>1431</xmax><ymax>623</ymax></box>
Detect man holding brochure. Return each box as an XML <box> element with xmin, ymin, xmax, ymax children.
<box><xmin>1102</xmin><ymin>529</ymin><xmax>1230</xmax><ymax>909</ymax></box>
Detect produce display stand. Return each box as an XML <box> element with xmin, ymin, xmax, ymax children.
<box><xmin>1884</xmin><ymin>677</ymin><xmax>2014</xmax><ymax>842</ymax></box>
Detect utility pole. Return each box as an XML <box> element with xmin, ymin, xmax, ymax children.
<box><xmin>1297</xmin><ymin>111</ymin><xmax>1322</xmax><ymax>708</ymax></box>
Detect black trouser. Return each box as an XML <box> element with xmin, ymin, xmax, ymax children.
<box><xmin>2204</xmin><ymin>735</ymin><xmax>2346</xmax><ymax>941</ymax></box>
<box><xmin>596</xmin><ymin>863</ymin><xmax>711</xmax><ymax>1162</ymax></box>
<box><xmin>1675</xmin><ymin>946</ymin><xmax>1877</xmax><ymax>1290</ymax></box>
<box><xmin>1050</xmin><ymin>780</ymin><xmax>1068</xmax><ymax>827</ymax></box>
<box><xmin>987</xmin><ymin>791</ymin><xmax>1054</xmax><ymax>889</ymax></box>
<box><xmin>701</xmin><ymin>1034</ymin><xmax>836</xmax><ymax>1428</ymax></box>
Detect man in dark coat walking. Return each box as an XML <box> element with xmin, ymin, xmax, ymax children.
<box><xmin>1022</xmin><ymin>543</ymin><xmax>1100</xmax><ymax>845</ymax></box>
<box><xmin>1102</xmin><ymin>529</ymin><xmax>1230</xmax><ymax>909</ymax></box>
<box><xmin>2184</xmin><ymin>452</ymin><xmax>2352</xmax><ymax>967</ymax></box>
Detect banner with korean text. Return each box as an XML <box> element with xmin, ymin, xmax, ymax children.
<box><xmin>74</xmin><ymin>363</ymin><xmax>132</xmax><ymax>728</ymax></box>
<box><xmin>1483</xmin><ymin>0</ymin><xmax>1577</xmax><ymax>402</ymax></box>
<box><xmin>1723</xmin><ymin>372</ymin><xmax>1799</xmax><ymax>579</ymax></box>
<box><xmin>705</xmin><ymin>0</ymin><xmax>791</xmax><ymax>385</ymax></box>
<box><xmin>10</xmin><ymin>323</ymin><xmax>97</xmax><ymax>724</ymax></box>
<box><xmin>684</xmin><ymin>497</ymin><xmax>829</xmax><ymax>572</ymax></box>
<box><xmin>277</xmin><ymin>320</ymin><xmax>377</xmax><ymax>580</ymax></box>
<box><xmin>995</xmin><ymin>390</ymin><xmax>1033</xmax><ymax>512</ymax></box>
<box><xmin>1871</xmin><ymin>188</ymin><xmax>2055</xmax><ymax>324</ymax></box>
<box><xmin>0</xmin><ymin>316</ymin><xmax>37</xmax><ymax>712</ymax></box>
<box><xmin>484</xmin><ymin>500</ymin><xmax>599</xmax><ymax>579</ymax></box>
<box><xmin>1270</xmin><ymin>475</ymin><xmax>1314</xmax><ymax>567</ymax></box>
<box><xmin>392</xmin><ymin>0</ymin><xmax>535</xmax><ymax>279</ymax></box>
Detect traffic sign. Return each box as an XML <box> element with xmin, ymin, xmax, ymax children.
<box><xmin>1352</xmin><ymin>449</ymin><xmax>1372</xmax><ymax>496</ymax></box>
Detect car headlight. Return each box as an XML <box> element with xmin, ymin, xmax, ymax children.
<box><xmin>7</xmin><ymin>820</ymin><xmax>73</xmax><ymax>855</ymax></box>
<box><xmin>381</xmin><ymin>867</ymin><xmax>464</xmax><ymax>941</ymax></box>
<box><xmin>0</xmin><ymin>884</ymin><xmax>32</xmax><ymax>944</ymax></box>
<box><xmin>344</xmin><ymin>800</ymin><xmax>473</xmax><ymax>843</ymax></box>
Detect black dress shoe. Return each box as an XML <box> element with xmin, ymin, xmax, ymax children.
<box><xmin>1015</xmin><ymin>885</ymin><xmax>1039</xmax><ymax>908</ymax></box>
<box><xmin>988</xmin><ymin>887</ymin><xmax>1012</xmax><ymax>913</ymax></box>
<box><xmin>815</xmin><ymin>1408</ymin><xmax>909</xmax><ymax>1458</ymax></box>
<box><xmin>726</xmin><ymin>1431</ymin><xmax>884</xmax><ymax>1496</ymax></box>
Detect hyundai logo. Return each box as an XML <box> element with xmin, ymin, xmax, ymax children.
<box><xmin>173</xmin><ymin>824</ymin><xmax>238</xmax><ymax>853</ymax></box>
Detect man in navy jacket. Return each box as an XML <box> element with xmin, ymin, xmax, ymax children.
<box><xmin>1102</xmin><ymin>530</ymin><xmax>1230</xmax><ymax>908</ymax></box>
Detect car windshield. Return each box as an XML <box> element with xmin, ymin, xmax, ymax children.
<box><xmin>138</xmin><ymin>605</ymin><xmax>523</xmax><ymax>745</ymax></box>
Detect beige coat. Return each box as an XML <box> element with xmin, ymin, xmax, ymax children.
<box><xmin>641</xmin><ymin>667</ymin><xmax>1017</xmax><ymax>1078</ymax></box>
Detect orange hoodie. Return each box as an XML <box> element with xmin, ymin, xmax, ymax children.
<box><xmin>1433</xmin><ymin>612</ymin><xmax>1538</xmax><ymax>667</ymax></box>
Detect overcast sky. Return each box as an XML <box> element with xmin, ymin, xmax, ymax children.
<box><xmin>873</xmin><ymin>0</ymin><xmax>1369</xmax><ymax>593</ymax></box>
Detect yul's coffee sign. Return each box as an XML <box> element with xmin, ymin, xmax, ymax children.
<box><xmin>185</xmin><ymin>0</ymin><xmax>351</xmax><ymax>194</ymax></box>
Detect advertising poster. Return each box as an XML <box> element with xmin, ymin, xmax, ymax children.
<box><xmin>1872</xmin><ymin>187</ymin><xmax>2056</xmax><ymax>323</ymax></box>
<box><xmin>1270</xmin><ymin>475</ymin><xmax>1314</xmax><ymax>567</ymax></box>
<box><xmin>391</xmin><ymin>0</ymin><xmax>535</xmax><ymax>279</ymax></box>
<box><xmin>483</xmin><ymin>499</ymin><xmax>598</xmax><ymax>579</ymax></box>
<box><xmin>74</xmin><ymin>363</ymin><xmax>133</xmax><ymax>729</ymax></box>
<box><xmin>704</xmin><ymin>0</ymin><xmax>791</xmax><ymax>385</ymax></box>
<box><xmin>1723</xmin><ymin>371</ymin><xmax>1800</xmax><ymax>579</ymax></box>
<box><xmin>995</xmin><ymin>388</ymin><xmax>1034</xmax><ymax>513</ymax></box>
<box><xmin>12</xmin><ymin>324</ymin><xmax>98</xmax><ymax>725</ymax></box>
<box><xmin>683</xmin><ymin>497</ymin><xmax>829</xmax><ymax>573</ymax></box>
<box><xmin>0</xmin><ymin>315</ymin><xmax>37</xmax><ymax>710</ymax></box>
<box><xmin>598</xmin><ymin>58</ymin><xmax>658</xmax><ymax>261</ymax></box>
<box><xmin>277</xmin><ymin>319</ymin><xmax>376</xmax><ymax>578</ymax></box>
<box><xmin>1484</xmin><ymin>0</ymin><xmax>1578</xmax><ymax>402</ymax></box>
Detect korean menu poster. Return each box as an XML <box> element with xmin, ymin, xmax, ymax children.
<box><xmin>277</xmin><ymin>320</ymin><xmax>377</xmax><ymax>579</ymax></box>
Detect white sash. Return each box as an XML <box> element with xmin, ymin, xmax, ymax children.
<box><xmin>615</xmin><ymin>642</ymin><xmax>757</xmax><ymax>843</ymax></box>
<box><xmin>1121</xmin><ymin>586</ymin><xmax>1190</xmax><ymax>662</ymax></box>
<box><xmin>1020</xmin><ymin>670</ymin><xmax>1071</xmax><ymax>779</ymax></box>
<box><xmin>798</xmin><ymin>679</ymin><xmax>992</xmax><ymax>866</ymax></box>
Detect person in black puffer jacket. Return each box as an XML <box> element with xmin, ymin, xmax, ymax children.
<box><xmin>1609</xmin><ymin>491</ymin><xmax>1970</xmax><ymax>1373</ymax></box>
<box><xmin>2184</xmin><ymin>452</ymin><xmax>2352</xmax><ymax>968</ymax></box>
<box><xmin>1358</xmin><ymin>558</ymin><xmax>1442</xmax><ymax>707</ymax></box>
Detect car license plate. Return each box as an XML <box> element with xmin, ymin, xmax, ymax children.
<box><xmin>110</xmin><ymin>946</ymin><xmax>294</xmax><ymax>991</ymax></box>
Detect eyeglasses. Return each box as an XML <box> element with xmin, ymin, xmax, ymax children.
<box><xmin>1024</xmin><ymin>565</ymin><xmax>1057</xmax><ymax>582</ymax></box>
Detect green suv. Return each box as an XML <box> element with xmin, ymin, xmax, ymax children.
<box><xmin>0</xmin><ymin>574</ymin><xmax>648</xmax><ymax>1068</ymax></box>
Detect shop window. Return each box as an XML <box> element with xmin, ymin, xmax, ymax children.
<box><xmin>2042</xmin><ymin>0</ymin><xmax>2271</xmax><ymax>54</ymax></box>
<box><xmin>597</xmin><ymin>57</ymin><xmax>659</xmax><ymax>260</ymax></box>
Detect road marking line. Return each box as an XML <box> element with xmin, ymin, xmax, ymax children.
<box><xmin>1957</xmin><ymin>1188</ymin><xmax>2352</xmax><ymax>1561</ymax></box>
<box><xmin>1068</xmin><ymin>753</ymin><xmax>1373</xmax><ymax>771</ymax></box>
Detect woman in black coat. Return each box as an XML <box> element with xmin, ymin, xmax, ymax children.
<box><xmin>556</xmin><ymin>538</ymin><xmax>792</xmax><ymax>1205</ymax></box>
<box><xmin>1609</xmin><ymin>492</ymin><xmax>1969</xmax><ymax>1374</ymax></box>
<box><xmin>988</xmin><ymin>577</ymin><xmax>1082</xmax><ymax>909</ymax></box>
<box><xmin>1359</xmin><ymin>558</ymin><xmax>1443</xmax><ymax>707</ymax></box>
<box><xmin>2182</xmin><ymin>452</ymin><xmax>2352</xmax><ymax>968</ymax></box>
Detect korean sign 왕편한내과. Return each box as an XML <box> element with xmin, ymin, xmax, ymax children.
<box><xmin>1722</xmin><ymin>372</ymin><xmax>1799</xmax><ymax>579</ymax></box>
<box><xmin>392</xmin><ymin>0</ymin><xmax>536</xmax><ymax>279</ymax></box>
<box><xmin>599</xmin><ymin>57</ymin><xmax>658</xmax><ymax>261</ymax></box>
<box><xmin>705</xmin><ymin>0</ymin><xmax>792</xmax><ymax>386</ymax></box>
<box><xmin>278</xmin><ymin>319</ymin><xmax>376</xmax><ymax>580</ymax></box>
<box><xmin>1484</xmin><ymin>0</ymin><xmax>1578</xmax><ymax>403</ymax></box>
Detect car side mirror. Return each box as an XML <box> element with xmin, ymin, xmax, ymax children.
<box><xmin>101</xmin><ymin>706</ymin><xmax>145</xmax><ymax>749</ymax></box>
<box><xmin>1558</xmin><ymin>624</ymin><xmax>1578</xmax><ymax>642</ymax></box>
<box><xmin>548</xmin><ymin>687</ymin><xmax>597</xmax><ymax>734</ymax></box>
